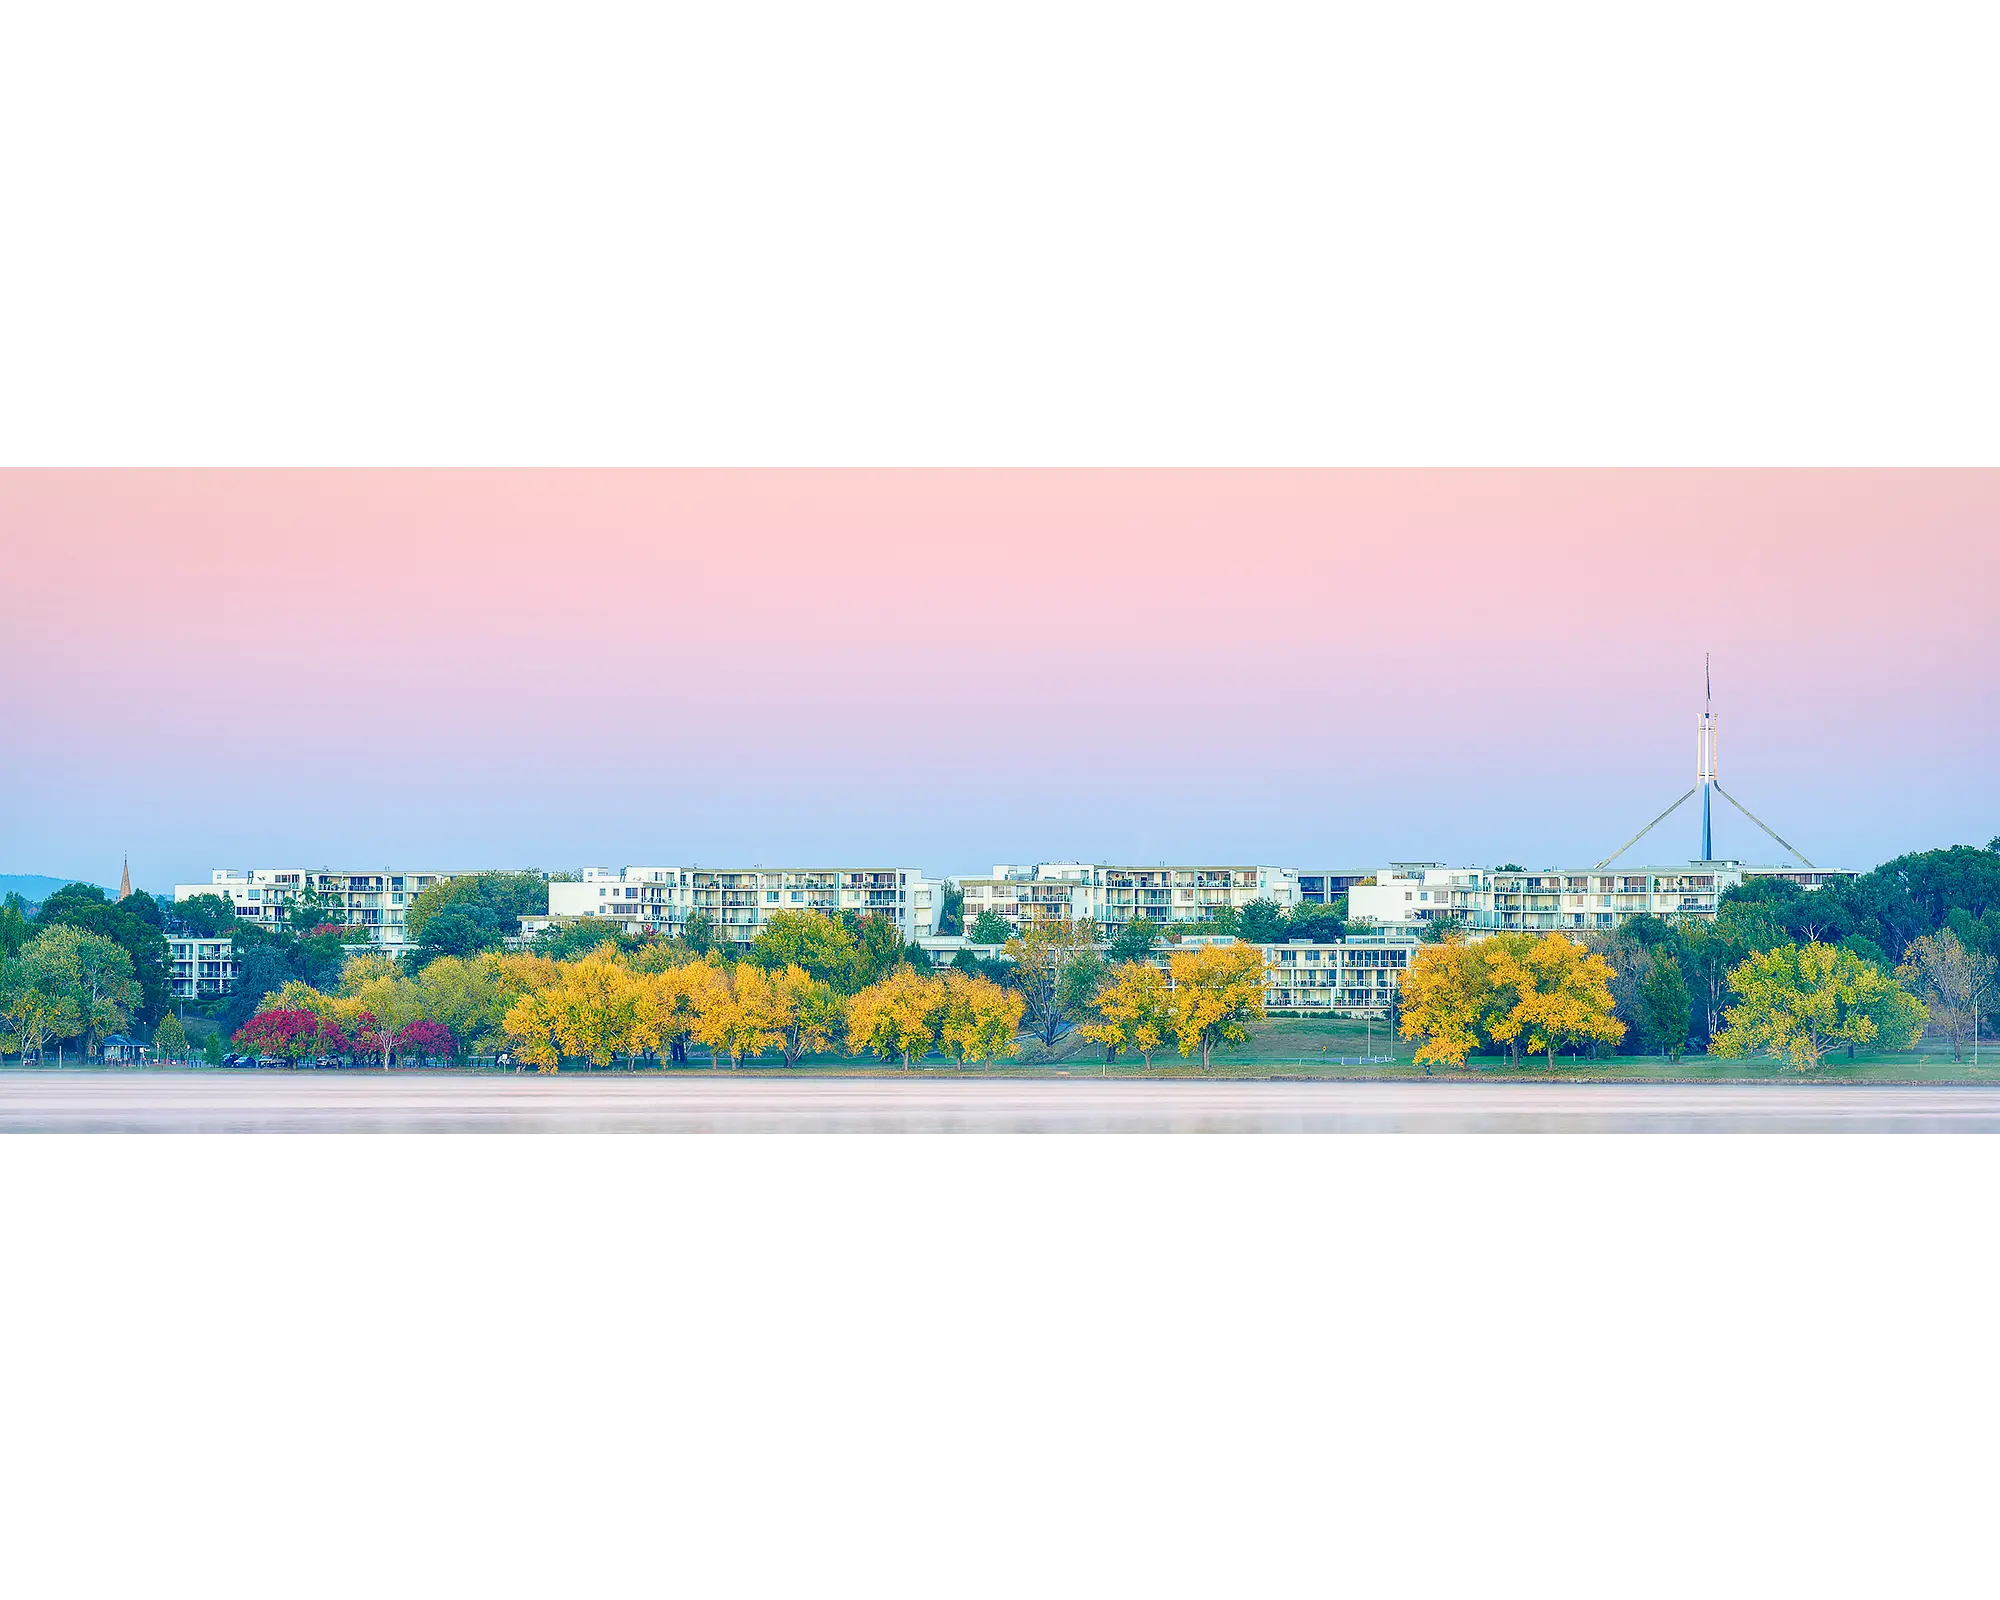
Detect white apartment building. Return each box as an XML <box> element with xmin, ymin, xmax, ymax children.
<box><xmin>1295</xmin><ymin>870</ymin><xmax>1372</xmax><ymax>906</ymax></box>
<box><xmin>172</xmin><ymin>867</ymin><xmax>456</xmax><ymax>955</ymax></box>
<box><xmin>959</xmin><ymin>863</ymin><xmax>1300</xmax><ymax>933</ymax></box>
<box><xmin>921</xmin><ymin>929</ymin><xmax>1416</xmax><ymax>1020</ymax></box>
<box><xmin>167</xmin><ymin>936</ymin><xmax>237</xmax><ymax>999</ymax></box>
<box><xmin>1346</xmin><ymin>860</ymin><xmax>1856</xmax><ymax>935</ymax></box>
<box><xmin>1256</xmin><ymin>935</ymin><xmax>1417</xmax><ymax>1017</ymax></box>
<box><xmin>539</xmin><ymin>866</ymin><xmax>943</xmax><ymax>946</ymax></box>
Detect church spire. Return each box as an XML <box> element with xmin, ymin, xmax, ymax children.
<box><xmin>118</xmin><ymin>855</ymin><xmax>131</xmax><ymax>901</ymax></box>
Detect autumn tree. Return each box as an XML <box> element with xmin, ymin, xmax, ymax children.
<box><xmin>1398</xmin><ymin>939</ymin><xmax>1492</xmax><ymax>1068</ymax></box>
<box><xmin>753</xmin><ymin>963</ymin><xmax>847</xmax><ymax>1067</ymax></box>
<box><xmin>1079</xmin><ymin>961</ymin><xmax>1172</xmax><ymax>1071</ymax></box>
<box><xmin>937</xmin><ymin>972</ymin><xmax>1024</xmax><ymax>1069</ymax></box>
<box><xmin>692</xmin><ymin>964</ymin><xmax>782</xmax><ymax>1068</ymax></box>
<box><xmin>1167</xmin><ymin>943</ymin><xmax>1266</xmax><ymax>1070</ymax></box>
<box><xmin>1897</xmin><ymin>930</ymin><xmax>1997</xmax><ymax>1062</ymax></box>
<box><xmin>502</xmin><ymin>986</ymin><xmax>566</xmax><ymax>1073</ymax></box>
<box><xmin>846</xmin><ymin>967</ymin><xmax>949</xmax><ymax>1068</ymax></box>
<box><xmin>634</xmin><ymin>961</ymin><xmax>727</xmax><ymax>1066</ymax></box>
<box><xmin>1006</xmin><ymin>919</ymin><xmax>1102</xmax><ymax>1049</ymax></box>
<box><xmin>1713</xmin><ymin>942</ymin><xmax>1928</xmax><ymax>1070</ymax></box>
<box><xmin>1488</xmin><ymin>934</ymin><xmax>1624</xmax><ymax>1068</ymax></box>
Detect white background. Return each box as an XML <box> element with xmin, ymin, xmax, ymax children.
<box><xmin>4</xmin><ymin>3</ymin><xmax>1998</xmax><ymax>1595</ymax></box>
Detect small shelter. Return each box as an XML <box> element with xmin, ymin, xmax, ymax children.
<box><xmin>100</xmin><ymin>1033</ymin><xmax>152</xmax><ymax>1064</ymax></box>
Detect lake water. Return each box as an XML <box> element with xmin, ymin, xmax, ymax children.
<box><xmin>5</xmin><ymin>1071</ymin><xmax>1999</xmax><ymax>1132</ymax></box>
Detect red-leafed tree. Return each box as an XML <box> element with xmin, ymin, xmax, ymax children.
<box><xmin>396</xmin><ymin>1019</ymin><xmax>454</xmax><ymax>1065</ymax></box>
<box><xmin>234</xmin><ymin>1008</ymin><xmax>320</xmax><ymax>1064</ymax></box>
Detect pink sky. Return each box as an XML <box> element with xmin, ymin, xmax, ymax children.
<box><xmin>2</xmin><ymin>470</ymin><xmax>1993</xmax><ymax>889</ymax></box>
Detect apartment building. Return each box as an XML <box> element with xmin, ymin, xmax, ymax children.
<box><xmin>172</xmin><ymin>867</ymin><xmax>456</xmax><ymax>955</ymax></box>
<box><xmin>541</xmin><ymin>866</ymin><xmax>943</xmax><ymax>946</ymax></box>
<box><xmin>1295</xmin><ymin>870</ymin><xmax>1372</xmax><ymax>906</ymax></box>
<box><xmin>1347</xmin><ymin>860</ymin><xmax>1856</xmax><ymax>935</ymax></box>
<box><xmin>921</xmin><ymin>928</ymin><xmax>1416</xmax><ymax>1019</ymax></box>
<box><xmin>1257</xmin><ymin>935</ymin><xmax>1416</xmax><ymax>1017</ymax></box>
<box><xmin>167</xmin><ymin>936</ymin><xmax>237</xmax><ymax>999</ymax></box>
<box><xmin>959</xmin><ymin>863</ymin><xmax>1300</xmax><ymax>933</ymax></box>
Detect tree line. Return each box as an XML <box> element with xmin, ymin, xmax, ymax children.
<box><xmin>204</xmin><ymin>909</ymin><xmax>1273</xmax><ymax>1073</ymax></box>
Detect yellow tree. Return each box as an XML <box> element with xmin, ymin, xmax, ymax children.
<box><xmin>745</xmin><ymin>963</ymin><xmax>847</xmax><ymax>1068</ymax></box>
<box><xmin>1472</xmin><ymin>932</ymin><xmax>1540</xmax><ymax>1067</ymax></box>
<box><xmin>1510</xmin><ymin>934</ymin><xmax>1624</xmax><ymax>1067</ymax></box>
<box><xmin>938</xmin><ymin>972</ymin><xmax>1024</xmax><ymax>1070</ymax></box>
<box><xmin>1167</xmin><ymin>944</ymin><xmax>1267</xmax><ymax>1070</ymax></box>
<box><xmin>550</xmin><ymin>949</ymin><xmax>642</xmax><ymax>1068</ymax></box>
<box><xmin>1714</xmin><ymin>941</ymin><xmax>1927</xmax><ymax>1070</ymax></box>
<box><xmin>846</xmin><ymin>967</ymin><xmax>949</xmax><ymax>1068</ymax></box>
<box><xmin>1080</xmin><ymin>961</ymin><xmax>1172</xmax><ymax>1071</ymax></box>
<box><xmin>692</xmin><ymin>963</ymin><xmax>783</xmax><ymax>1068</ymax></box>
<box><xmin>634</xmin><ymin>960</ymin><xmax>727</xmax><ymax>1066</ymax></box>
<box><xmin>502</xmin><ymin>986</ymin><xmax>565</xmax><ymax>1073</ymax></box>
<box><xmin>1399</xmin><ymin>939</ymin><xmax>1492</xmax><ymax>1068</ymax></box>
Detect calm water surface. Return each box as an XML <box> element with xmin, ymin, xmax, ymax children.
<box><xmin>5</xmin><ymin>1071</ymin><xmax>1999</xmax><ymax>1132</ymax></box>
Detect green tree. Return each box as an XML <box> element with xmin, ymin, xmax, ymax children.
<box><xmin>1</xmin><ymin>895</ymin><xmax>34</xmax><ymax>957</ymax></box>
<box><xmin>937</xmin><ymin>881</ymin><xmax>965</xmax><ymax>937</ymax></box>
<box><xmin>681</xmin><ymin>908</ymin><xmax>718</xmax><ymax>955</ymax></box>
<box><xmin>747</xmin><ymin>910</ymin><xmax>860</xmax><ymax>989</ymax></box>
<box><xmin>1898</xmin><ymin>930</ymin><xmax>1997</xmax><ymax>1063</ymax></box>
<box><xmin>170</xmin><ymin>893</ymin><xmax>240</xmax><ymax>937</ymax></box>
<box><xmin>1638</xmin><ymin>952</ymin><xmax>1692</xmax><ymax>1061</ymax></box>
<box><xmin>1105</xmin><ymin>917</ymin><xmax>1159</xmax><ymax>964</ymax></box>
<box><xmin>154</xmin><ymin>1011</ymin><xmax>189</xmax><ymax>1061</ymax></box>
<box><xmin>1005</xmin><ymin>919</ymin><xmax>1103</xmax><ymax>1049</ymax></box>
<box><xmin>1713</xmin><ymin>942</ymin><xmax>1927</xmax><ymax>1070</ymax></box>
<box><xmin>1286</xmin><ymin>902</ymin><xmax>1348</xmax><ymax>942</ymax></box>
<box><xmin>21</xmin><ymin>924</ymin><xmax>143</xmax><ymax>1055</ymax></box>
<box><xmin>406</xmin><ymin>871</ymin><xmax>550</xmax><ymax>950</ymax></box>
<box><xmin>842</xmin><ymin>912</ymin><xmax>910</xmax><ymax>987</ymax></box>
<box><xmin>0</xmin><ymin>957</ymin><xmax>82</xmax><ymax>1060</ymax></box>
<box><xmin>33</xmin><ymin>883</ymin><xmax>170</xmax><ymax>1025</ymax></box>
<box><xmin>1237</xmin><ymin>898</ymin><xmax>1286</xmax><ymax>942</ymax></box>
<box><xmin>968</xmin><ymin>909</ymin><xmax>1012</xmax><ymax>945</ymax></box>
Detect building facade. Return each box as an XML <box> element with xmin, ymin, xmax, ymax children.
<box><xmin>172</xmin><ymin>868</ymin><xmax>456</xmax><ymax>956</ymax></box>
<box><xmin>1255</xmin><ymin>935</ymin><xmax>1417</xmax><ymax>1017</ymax></box>
<box><xmin>1346</xmin><ymin>860</ymin><xmax>1856</xmax><ymax>936</ymax></box>
<box><xmin>1295</xmin><ymin>870</ymin><xmax>1372</xmax><ymax>906</ymax></box>
<box><xmin>958</xmin><ymin>863</ymin><xmax>1300</xmax><ymax>934</ymax></box>
<box><xmin>539</xmin><ymin>866</ymin><xmax>943</xmax><ymax>946</ymax></box>
<box><xmin>168</xmin><ymin>936</ymin><xmax>237</xmax><ymax>999</ymax></box>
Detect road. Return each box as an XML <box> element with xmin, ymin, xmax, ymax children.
<box><xmin>5</xmin><ymin>1071</ymin><xmax>2000</xmax><ymax>1131</ymax></box>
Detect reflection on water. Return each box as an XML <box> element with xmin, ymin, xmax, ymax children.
<box><xmin>5</xmin><ymin>1073</ymin><xmax>2000</xmax><ymax>1132</ymax></box>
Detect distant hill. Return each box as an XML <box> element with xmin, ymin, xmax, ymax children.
<box><xmin>1</xmin><ymin>874</ymin><xmax>110</xmax><ymax>905</ymax></box>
